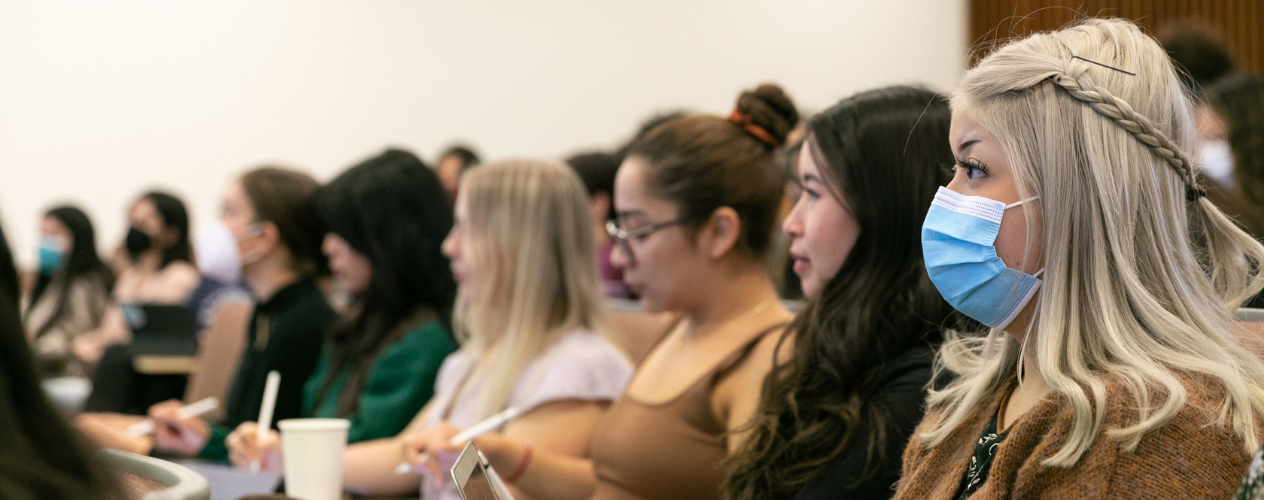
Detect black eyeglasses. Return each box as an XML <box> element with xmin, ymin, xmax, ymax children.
<box><xmin>605</xmin><ymin>216</ymin><xmax>689</xmax><ymax>266</ymax></box>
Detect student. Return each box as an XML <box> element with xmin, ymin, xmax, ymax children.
<box><xmin>436</xmin><ymin>144</ymin><xmax>481</xmax><ymax>202</ymax></box>
<box><xmin>23</xmin><ymin>206</ymin><xmax>115</xmax><ymax>377</ymax></box>
<box><xmin>566</xmin><ymin>151</ymin><xmax>633</xmax><ymax>299</ymax></box>
<box><xmin>79</xmin><ymin>191</ymin><xmax>253</xmax><ymax>414</ymax></box>
<box><xmin>73</xmin><ymin>191</ymin><xmax>201</xmax><ymax>366</ymax></box>
<box><xmin>418</xmin><ymin>85</ymin><xmax>799</xmax><ymax>500</ymax></box>
<box><xmin>1204</xmin><ymin>74</ymin><xmax>1264</xmax><ymax>235</ymax></box>
<box><xmin>223</xmin><ymin>149</ymin><xmax>464</xmax><ymax>473</ymax></box>
<box><xmin>0</xmin><ymin>220</ymin><xmax>125</xmax><ymax>500</ymax></box>
<box><xmin>77</xmin><ymin>166</ymin><xmax>332</xmax><ymax>459</ymax></box>
<box><xmin>725</xmin><ymin>86</ymin><xmax>957</xmax><ymax>500</ymax></box>
<box><xmin>893</xmin><ymin>18</ymin><xmax>1264</xmax><ymax>499</ymax></box>
<box><xmin>235</xmin><ymin>160</ymin><xmax>632</xmax><ymax>500</ymax></box>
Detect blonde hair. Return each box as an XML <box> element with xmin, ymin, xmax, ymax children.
<box><xmin>453</xmin><ymin>160</ymin><xmax>611</xmax><ymax>419</ymax></box>
<box><xmin>924</xmin><ymin>18</ymin><xmax>1264</xmax><ymax>466</ymax></box>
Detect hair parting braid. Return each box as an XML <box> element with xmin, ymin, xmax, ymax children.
<box><xmin>1049</xmin><ymin>73</ymin><xmax>1207</xmax><ymax>200</ymax></box>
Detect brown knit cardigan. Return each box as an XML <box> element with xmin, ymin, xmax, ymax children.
<box><xmin>893</xmin><ymin>375</ymin><xmax>1257</xmax><ymax>500</ymax></box>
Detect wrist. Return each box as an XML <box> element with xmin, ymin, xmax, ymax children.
<box><xmin>476</xmin><ymin>435</ymin><xmax>517</xmax><ymax>469</ymax></box>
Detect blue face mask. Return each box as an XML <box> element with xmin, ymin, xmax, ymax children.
<box><xmin>921</xmin><ymin>186</ymin><xmax>1042</xmax><ymax>330</ymax></box>
<box><xmin>38</xmin><ymin>236</ymin><xmax>68</xmax><ymax>275</ymax></box>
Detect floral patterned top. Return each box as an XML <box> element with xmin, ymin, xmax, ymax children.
<box><xmin>1235</xmin><ymin>445</ymin><xmax>1264</xmax><ymax>500</ymax></box>
<box><xmin>954</xmin><ymin>412</ymin><xmax>1007</xmax><ymax>500</ymax></box>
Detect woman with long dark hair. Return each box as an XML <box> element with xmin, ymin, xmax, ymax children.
<box><xmin>725</xmin><ymin>86</ymin><xmax>957</xmax><ymax>499</ymax></box>
<box><xmin>0</xmin><ymin>219</ymin><xmax>125</xmax><ymax>500</ymax></box>
<box><xmin>224</xmin><ymin>149</ymin><xmax>460</xmax><ymax>470</ymax></box>
<box><xmin>72</xmin><ymin>191</ymin><xmax>201</xmax><ymax>367</ymax></box>
<box><xmin>23</xmin><ymin>206</ymin><xmax>115</xmax><ymax>377</ymax></box>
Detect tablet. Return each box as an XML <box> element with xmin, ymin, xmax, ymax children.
<box><xmin>451</xmin><ymin>442</ymin><xmax>500</xmax><ymax>500</ymax></box>
<box><xmin>125</xmin><ymin>304</ymin><xmax>200</xmax><ymax>356</ymax></box>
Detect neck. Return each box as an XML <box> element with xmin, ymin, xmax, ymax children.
<box><xmin>1004</xmin><ymin>306</ymin><xmax>1045</xmax><ymax>391</ymax></box>
<box><xmin>244</xmin><ymin>255</ymin><xmax>299</xmax><ymax>302</ymax></box>
<box><xmin>683</xmin><ymin>267</ymin><xmax>782</xmax><ymax>335</ymax></box>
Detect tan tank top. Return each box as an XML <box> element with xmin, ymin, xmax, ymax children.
<box><xmin>588</xmin><ymin>322</ymin><xmax>788</xmax><ymax>500</ymax></box>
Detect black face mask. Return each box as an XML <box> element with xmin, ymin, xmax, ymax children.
<box><xmin>125</xmin><ymin>227</ymin><xmax>153</xmax><ymax>257</ymax></box>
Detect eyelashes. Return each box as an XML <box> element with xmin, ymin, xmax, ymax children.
<box><xmin>952</xmin><ymin>157</ymin><xmax>989</xmax><ymax>179</ymax></box>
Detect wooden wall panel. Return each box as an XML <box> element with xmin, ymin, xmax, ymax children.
<box><xmin>969</xmin><ymin>0</ymin><xmax>1264</xmax><ymax>72</ymax></box>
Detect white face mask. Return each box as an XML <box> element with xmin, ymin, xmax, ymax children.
<box><xmin>1199</xmin><ymin>140</ymin><xmax>1235</xmax><ymax>188</ymax></box>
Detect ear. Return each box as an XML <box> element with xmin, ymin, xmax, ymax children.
<box><xmin>257</xmin><ymin>221</ymin><xmax>282</xmax><ymax>255</ymax></box>
<box><xmin>701</xmin><ymin>207</ymin><xmax>741</xmax><ymax>260</ymax></box>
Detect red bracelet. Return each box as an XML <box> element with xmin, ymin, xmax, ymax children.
<box><xmin>505</xmin><ymin>446</ymin><xmax>533</xmax><ymax>483</ymax></box>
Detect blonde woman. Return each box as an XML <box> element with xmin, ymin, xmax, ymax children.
<box><xmin>253</xmin><ymin>160</ymin><xmax>634</xmax><ymax>499</ymax></box>
<box><xmin>894</xmin><ymin>18</ymin><xmax>1264</xmax><ymax>500</ymax></box>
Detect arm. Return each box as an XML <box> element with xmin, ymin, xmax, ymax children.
<box><xmin>72</xmin><ymin>304</ymin><xmax>128</xmax><ymax>365</ymax></box>
<box><xmin>183</xmin><ymin>301</ymin><xmax>252</xmax><ymax>421</ymax></box>
<box><xmin>403</xmin><ymin>400</ymin><xmax>610</xmax><ymax>500</ymax></box>
<box><xmin>474</xmin><ymin>400</ymin><xmax>608</xmax><ymax>500</ymax></box>
<box><xmin>336</xmin><ymin>401</ymin><xmax>438</xmax><ymax>496</ymax></box>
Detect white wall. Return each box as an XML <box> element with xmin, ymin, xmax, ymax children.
<box><xmin>0</xmin><ymin>0</ymin><xmax>968</xmax><ymax>268</ymax></box>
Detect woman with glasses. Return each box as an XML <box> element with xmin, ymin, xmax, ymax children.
<box><xmin>411</xmin><ymin>84</ymin><xmax>799</xmax><ymax>500</ymax></box>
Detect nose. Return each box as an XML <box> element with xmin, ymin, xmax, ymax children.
<box><xmin>610</xmin><ymin>240</ymin><xmax>633</xmax><ymax>269</ymax></box>
<box><xmin>945</xmin><ymin>172</ymin><xmax>968</xmax><ymax>195</ymax></box>
<box><xmin>782</xmin><ymin>197</ymin><xmax>805</xmax><ymax>239</ymax></box>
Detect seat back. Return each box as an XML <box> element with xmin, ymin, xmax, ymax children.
<box><xmin>96</xmin><ymin>449</ymin><xmax>211</xmax><ymax>500</ymax></box>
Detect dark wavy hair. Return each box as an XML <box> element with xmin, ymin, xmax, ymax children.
<box><xmin>26</xmin><ymin>206</ymin><xmax>115</xmax><ymax>340</ymax></box>
<box><xmin>726</xmin><ymin>86</ymin><xmax>957</xmax><ymax>498</ymax></box>
<box><xmin>311</xmin><ymin>148</ymin><xmax>458</xmax><ymax>417</ymax></box>
<box><xmin>135</xmin><ymin>191</ymin><xmax>195</xmax><ymax>268</ymax></box>
<box><xmin>0</xmin><ymin>221</ymin><xmax>125</xmax><ymax>500</ymax></box>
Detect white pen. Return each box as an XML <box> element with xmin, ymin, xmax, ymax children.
<box><xmin>251</xmin><ymin>370</ymin><xmax>282</xmax><ymax>473</ymax></box>
<box><xmin>394</xmin><ymin>407</ymin><xmax>522</xmax><ymax>475</ymax></box>
<box><xmin>124</xmin><ymin>397</ymin><xmax>220</xmax><ymax>438</ymax></box>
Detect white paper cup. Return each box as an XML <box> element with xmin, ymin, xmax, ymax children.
<box><xmin>278</xmin><ymin>418</ymin><xmax>350</xmax><ymax>500</ymax></box>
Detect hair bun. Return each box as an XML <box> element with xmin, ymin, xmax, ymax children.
<box><xmin>735</xmin><ymin>83</ymin><xmax>799</xmax><ymax>147</ymax></box>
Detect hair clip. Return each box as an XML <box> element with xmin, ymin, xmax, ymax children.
<box><xmin>1071</xmin><ymin>55</ymin><xmax>1136</xmax><ymax>76</ymax></box>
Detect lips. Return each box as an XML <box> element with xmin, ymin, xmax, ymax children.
<box><xmin>789</xmin><ymin>251</ymin><xmax>810</xmax><ymax>276</ymax></box>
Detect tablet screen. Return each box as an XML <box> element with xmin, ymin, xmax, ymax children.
<box><xmin>452</xmin><ymin>442</ymin><xmax>501</xmax><ymax>500</ymax></box>
<box><xmin>461</xmin><ymin>465</ymin><xmax>498</xmax><ymax>500</ymax></box>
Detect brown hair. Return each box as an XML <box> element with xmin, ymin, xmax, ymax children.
<box><xmin>239</xmin><ymin>167</ymin><xmax>326</xmax><ymax>278</ymax></box>
<box><xmin>625</xmin><ymin>83</ymin><xmax>798</xmax><ymax>259</ymax></box>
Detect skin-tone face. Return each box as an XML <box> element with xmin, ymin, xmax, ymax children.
<box><xmin>40</xmin><ymin>216</ymin><xmax>72</xmax><ymax>252</ymax></box>
<box><xmin>588</xmin><ymin>192</ymin><xmax>612</xmax><ymax>247</ymax></box>
<box><xmin>782</xmin><ymin>142</ymin><xmax>860</xmax><ymax>298</ymax></box>
<box><xmin>220</xmin><ymin>180</ymin><xmax>282</xmax><ymax>269</ymax></box>
<box><xmin>947</xmin><ymin>107</ymin><xmax>1045</xmax><ymax>334</ymax></box>
<box><xmin>441</xmin><ymin>193</ymin><xmax>487</xmax><ymax>303</ymax></box>
<box><xmin>1197</xmin><ymin>104</ymin><xmax>1228</xmax><ymax>142</ymax></box>
<box><xmin>436</xmin><ymin>155</ymin><xmax>464</xmax><ymax>200</ymax></box>
<box><xmin>610</xmin><ymin>156</ymin><xmax>742</xmax><ymax>313</ymax></box>
<box><xmin>128</xmin><ymin>199</ymin><xmax>175</xmax><ymax>256</ymax></box>
<box><xmin>322</xmin><ymin>233</ymin><xmax>373</xmax><ymax>294</ymax></box>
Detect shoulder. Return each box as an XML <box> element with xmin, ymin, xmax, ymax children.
<box><xmin>399</xmin><ymin>319</ymin><xmax>457</xmax><ymax>349</ymax></box>
<box><xmin>159</xmin><ymin>262</ymin><xmax>201</xmax><ymax>286</ymax></box>
<box><xmin>1009</xmin><ymin>373</ymin><xmax>1252</xmax><ymax>498</ymax></box>
<box><xmin>721</xmin><ymin>321</ymin><xmax>793</xmax><ymax>384</ymax></box>
<box><xmin>1094</xmin><ymin>374</ymin><xmax>1251</xmax><ymax>494</ymax></box>
<box><xmin>511</xmin><ymin>329</ymin><xmax>634</xmax><ymax>410</ymax></box>
<box><xmin>379</xmin><ymin>319</ymin><xmax>458</xmax><ymax>365</ymax></box>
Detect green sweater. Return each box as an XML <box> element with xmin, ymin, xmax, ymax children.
<box><xmin>302</xmin><ymin>319</ymin><xmax>456</xmax><ymax>444</ymax></box>
<box><xmin>200</xmin><ymin>319</ymin><xmax>455</xmax><ymax>460</ymax></box>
